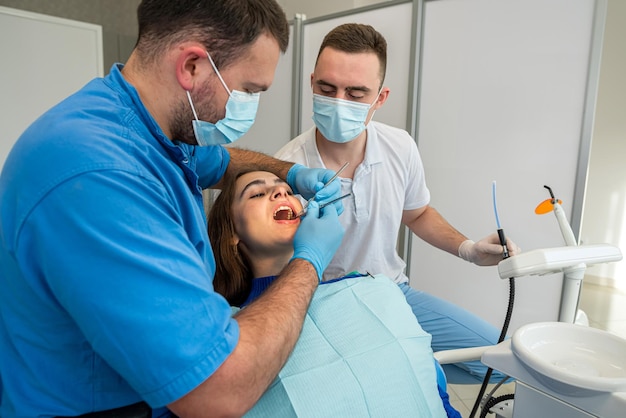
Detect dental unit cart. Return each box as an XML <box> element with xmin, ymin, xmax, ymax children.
<box><xmin>481</xmin><ymin>187</ymin><xmax>625</xmax><ymax>417</ymax></box>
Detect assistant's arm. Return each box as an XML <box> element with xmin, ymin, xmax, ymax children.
<box><xmin>168</xmin><ymin>259</ymin><xmax>318</xmax><ymax>417</ymax></box>
<box><xmin>402</xmin><ymin>205</ymin><xmax>468</xmax><ymax>257</ymax></box>
<box><xmin>402</xmin><ymin>205</ymin><xmax>520</xmax><ymax>266</ymax></box>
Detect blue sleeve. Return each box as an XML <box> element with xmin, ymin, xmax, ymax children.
<box><xmin>438</xmin><ymin>384</ymin><xmax>462</xmax><ymax>418</ymax></box>
<box><xmin>20</xmin><ymin>169</ymin><xmax>239</xmax><ymax>406</ymax></box>
<box><xmin>195</xmin><ymin>145</ymin><xmax>230</xmax><ymax>189</ymax></box>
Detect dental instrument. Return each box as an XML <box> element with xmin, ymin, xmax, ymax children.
<box><xmin>296</xmin><ymin>162</ymin><xmax>349</xmax><ymax>217</ymax></box>
<box><xmin>319</xmin><ymin>193</ymin><xmax>351</xmax><ymax>211</ymax></box>
<box><xmin>295</xmin><ymin>194</ymin><xmax>351</xmax><ymax>218</ymax></box>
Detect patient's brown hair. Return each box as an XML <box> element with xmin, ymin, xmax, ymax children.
<box><xmin>208</xmin><ymin>171</ymin><xmax>254</xmax><ymax>306</ymax></box>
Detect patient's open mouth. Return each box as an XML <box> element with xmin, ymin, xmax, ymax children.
<box><xmin>273</xmin><ymin>205</ymin><xmax>296</xmax><ymax>221</ymax></box>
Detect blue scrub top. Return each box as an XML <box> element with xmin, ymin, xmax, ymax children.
<box><xmin>0</xmin><ymin>64</ymin><xmax>239</xmax><ymax>416</ymax></box>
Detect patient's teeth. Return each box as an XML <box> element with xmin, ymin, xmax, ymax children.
<box><xmin>273</xmin><ymin>205</ymin><xmax>295</xmax><ymax>220</ymax></box>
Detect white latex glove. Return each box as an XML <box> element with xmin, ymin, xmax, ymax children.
<box><xmin>458</xmin><ymin>232</ymin><xmax>521</xmax><ymax>266</ymax></box>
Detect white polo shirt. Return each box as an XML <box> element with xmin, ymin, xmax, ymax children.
<box><xmin>276</xmin><ymin>121</ymin><xmax>430</xmax><ymax>283</ymax></box>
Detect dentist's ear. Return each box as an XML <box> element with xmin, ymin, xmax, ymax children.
<box><xmin>175</xmin><ymin>44</ymin><xmax>209</xmax><ymax>91</ymax></box>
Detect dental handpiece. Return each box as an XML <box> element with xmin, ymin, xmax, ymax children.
<box><xmin>492</xmin><ymin>181</ymin><xmax>510</xmax><ymax>259</ymax></box>
<box><xmin>498</xmin><ymin>228</ymin><xmax>510</xmax><ymax>259</ymax></box>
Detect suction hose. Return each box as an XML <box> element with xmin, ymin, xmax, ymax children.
<box><xmin>468</xmin><ymin>276</ymin><xmax>515</xmax><ymax>418</ymax></box>
<box><xmin>469</xmin><ymin>181</ymin><xmax>516</xmax><ymax>417</ymax></box>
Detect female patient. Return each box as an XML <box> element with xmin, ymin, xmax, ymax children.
<box><xmin>208</xmin><ymin>170</ymin><xmax>460</xmax><ymax>418</ymax></box>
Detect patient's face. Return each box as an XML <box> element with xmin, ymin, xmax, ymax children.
<box><xmin>231</xmin><ymin>171</ymin><xmax>303</xmax><ymax>256</ymax></box>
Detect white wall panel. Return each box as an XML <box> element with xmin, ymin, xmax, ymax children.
<box><xmin>0</xmin><ymin>6</ymin><xmax>102</xmax><ymax>169</ymax></box>
<box><xmin>229</xmin><ymin>25</ymin><xmax>294</xmax><ymax>155</ymax></box>
<box><xmin>300</xmin><ymin>2</ymin><xmax>413</xmax><ymax>133</ymax></box>
<box><xmin>412</xmin><ymin>0</ymin><xmax>601</xmax><ymax>330</ymax></box>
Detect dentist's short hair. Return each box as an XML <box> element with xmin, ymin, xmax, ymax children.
<box><xmin>134</xmin><ymin>0</ymin><xmax>289</xmax><ymax>69</ymax></box>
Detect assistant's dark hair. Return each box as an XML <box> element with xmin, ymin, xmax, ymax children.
<box><xmin>208</xmin><ymin>171</ymin><xmax>254</xmax><ymax>306</ymax></box>
<box><xmin>316</xmin><ymin>23</ymin><xmax>387</xmax><ymax>86</ymax></box>
<box><xmin>135</xmin><ymin>0</ymin><xmax>289</xmax><ymax>68</ymax></box>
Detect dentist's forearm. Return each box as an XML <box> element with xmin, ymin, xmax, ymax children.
<box><xmin>220</xmin><ymin>147</ymin><xmax>295</xmax><ymax>187</ymax></box>
<box><xmin>168</xmin><ymin>259</ymin><xmax>317</xmax><ymax>417</ymax></box>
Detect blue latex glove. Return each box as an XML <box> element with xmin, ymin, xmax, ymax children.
<box><xmin>291</xmin><ymin>201</ymin><xmax>345</xmax><ymax>280</ymax></box>
<box><xmin>287</xmin><ymin>164</ymin><xmax>340</xmax><ymax>200</ymax></box>
<box><xmin>287</xmin><ymin>164</ymin><xmax>344</xmax><ymax>214</ymax></box>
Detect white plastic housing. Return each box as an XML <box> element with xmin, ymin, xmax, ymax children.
<box><xmin>498</xmin><ymin>244</ymin><xmax>623</xmax><ymax>279</ymax></box>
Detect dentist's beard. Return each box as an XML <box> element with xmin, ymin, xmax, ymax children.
<box><xmin>170</xmin><ymin>84</ymin><xmax>223</xmax><ymax>145</ymax></box>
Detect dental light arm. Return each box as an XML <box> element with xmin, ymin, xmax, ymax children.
<box><xmin>498</xmin><ymin>185</ymin><xmax>622</xmax><ymax>323</ymax></box>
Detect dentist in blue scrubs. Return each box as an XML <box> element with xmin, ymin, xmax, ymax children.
<box><xmin>0</xmin><ymin>1</ymin><xmax>344</xmax><ymax>417</ymax></box>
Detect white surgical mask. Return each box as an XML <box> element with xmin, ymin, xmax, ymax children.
<box><xmin>312</xmin><ymin>90</ymin><xmax>380</xmax><ymax>143</ymax></box>
<box><xmin>187</xmin><ymin>51</ymin><xmax>260</xmax><ymax>146</ymax></box>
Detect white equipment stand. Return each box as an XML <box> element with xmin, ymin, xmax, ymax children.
<box><xmin>436</xmin><ymin>190</ymin><xmax>624</xmax><ymax>417</ymax></box>
<box><xmin>482</xmin><ymin>336</ymin><xmax>626</xmax><ymax>418</ymax></box>
<box><xmin>482</xmin><ymin>239</ymin><xmax>624</xmax><ymax>417</ymax></box>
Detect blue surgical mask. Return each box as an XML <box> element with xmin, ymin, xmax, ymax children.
<box><xmin>312</xmin><ymin>92</ymin><xmax>379</xmax><ymax>143</ymax></box>
<box><xmin>187</xmin><ymin>51</ymin><xmax>260</xmax><ymax>146</ymax></box>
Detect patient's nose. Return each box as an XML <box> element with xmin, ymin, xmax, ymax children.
<box><xmin>271</xmin><ymin>186</ymin><xmax>289</xmax><ymax>200</ymax></box>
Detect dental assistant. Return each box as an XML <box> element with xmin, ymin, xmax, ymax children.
<box><xmin>275</xmin><ymin>23</ymin><xmax>520</xmax><ymax>383</ymax></box>
<box><xmin>0</xmin><ymin>1</ymin><xmax>345</xmax><ymax>417</ymax></box>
